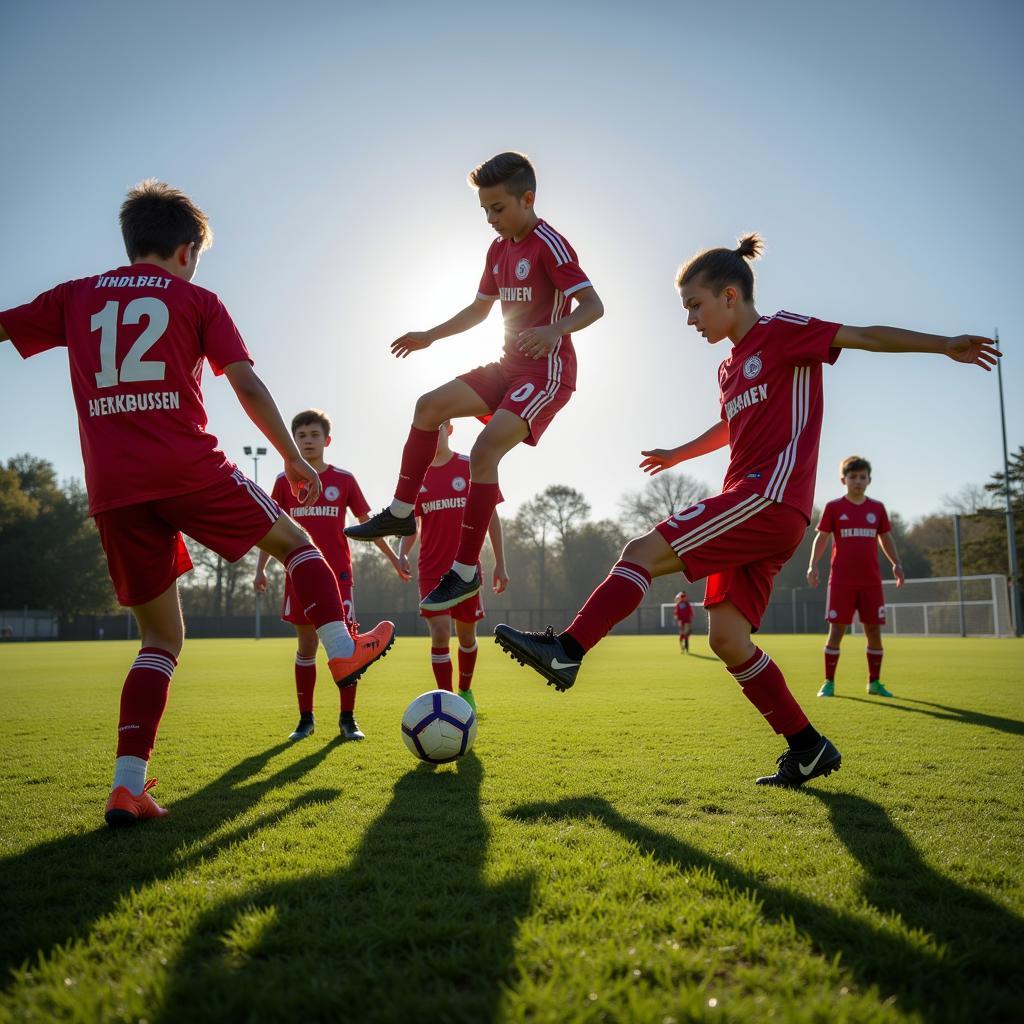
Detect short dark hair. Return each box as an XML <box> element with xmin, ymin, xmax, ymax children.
<box><xmin>841</xmin><ymin>455</ymin><xmax>872</xmax><ymax>477</ymax></box>
<box><xmin>292</xmin><ymin>409</ymin><xmax>332</xmax><ymax>436</ymax></box>
<box><xmin>119</xmin><ymin>180</ymin><xmax>213</xmax><ymax>261</ymax></box>
<box><xmin>468</xmin><ymin>151</ymin><xmax>536</xmax><ymax>197</ymax></box>
<box><xmin>676</xmin><ymin>233</ymin><xmax>764</xmax><ymax>302</ymax></box>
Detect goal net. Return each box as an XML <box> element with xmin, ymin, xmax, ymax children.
<box><xmin>660</xmin><ymin>601</ymin><xmax>706</xmax><ymax>631</ymax></box>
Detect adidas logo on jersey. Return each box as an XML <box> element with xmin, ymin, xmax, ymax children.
<box><xmin>839</xmin><ymin>513</ymin><xmax>849</xmax><ymax>520</ymax></box>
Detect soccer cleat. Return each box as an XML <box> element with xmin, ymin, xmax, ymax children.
<box><xmin>329</xmin><ymin>621</ymin><xmax>396</xmax><ymax>688</ymax></box>
<box><xmin>344</xmin><ymin>508</ymin><xmax>416</xmax><ymax>541</ymax></box>
<box><xmin>817</xmin><ymin>680</ymin><xmax>835</xmax><ymax>698</ymax></box>
<box><xmin>457</xmin><ymin>688</ymin><xmax>478</xmax><ymax>712</ymax></box>
<box><xmin>288</xmin><ymin>713</ymin><xmax>315</xmax><ymax>740</ymax></box>
<box><xmin>104</xmin><ymin>778</ymin><xmax>168</xmax><ymax>828</ymax></box>
<box><xmin>420</xmin><ymin>570</ymin><xmax>481</xmax><ymax>612</ymax></box>
<box><xmin>756</xmin><ymin>736</ymin><xmax>842</xmax><ymax>788</ymax></box>
<box><xmin>339</xmin><ymin>711</ymin><xmax>365</xmax><ymax>741</ymax></box>
<box><xmin>867</xmin><ymin>680</ymin><xmax>893</xmax><ymax>697</ymax></box>
<box><xmin>493</xmin><ymin>624</ymin><xmax>580</xmax><ymax>692</ymax></box>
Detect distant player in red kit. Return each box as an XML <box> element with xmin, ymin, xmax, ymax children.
<box><xmin>397</xmin><ymin>423</ymin><xmax>509</xmax><ymax>712</ymax></box>
<box><xmin>346</xmin><ymin>151</ymin><xmax>603</xmax><ymax>615</ymax></box>
<box><xmin>0</xmin><ymin>181</ymin><xmax>395</xmax><ymax>827</ymax></box>
<box><xmin>495</xmin><ymin>234</ymin><xmax>998</xmax><ymax>788</ymax></box>
<box><xmin>806</xmin><ymin>455</ymin><xmax>904</xmax><ymax>698</ymax></box>
<box><xmin>254</xmin><ymin>408</ymin><xmax>410</xmax><ymax>741</ymax></box>
<box><xmin>674</xmin><ymin>590</ymin><xmax>695</xmax><ymax>653</ymax></box>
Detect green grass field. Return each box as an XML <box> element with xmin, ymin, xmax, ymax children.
<box><xmin>1</xmin><ymin>635</ymin><xmax>1022</xmax><ymax>1024</ymax></box>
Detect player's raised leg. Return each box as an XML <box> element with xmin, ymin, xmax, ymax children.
<box><xmin>346</xmin><ymin>380</ymin><xmax>491</xmax><ymax>541</ymax></box>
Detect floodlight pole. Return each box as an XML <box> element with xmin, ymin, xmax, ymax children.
<box><xmin>995</xmin><ymin>330</ymin><xmax>1022</xmax><ymax>636</ymax></box>
<box><xmin>953</xmin><ymin>515</ymin><xmax>966</xmax><ymax>638</ymax></box>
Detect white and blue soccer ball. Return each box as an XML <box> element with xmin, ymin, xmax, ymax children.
<box><xmin>401</xmin><ymin>690</ymin><xmax>477</xmax><ymax>764</ymax></box>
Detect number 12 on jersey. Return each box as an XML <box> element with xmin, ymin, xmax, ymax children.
<box><xmin>92</xmin><ymin>298</ymin><xmax>169</xmax><ymax>387</ymax></box>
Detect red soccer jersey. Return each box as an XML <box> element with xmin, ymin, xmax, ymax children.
<box><xmin>414</xmin><ymin>452</ymin><xmax>474</xmax><ymax>587</ymax></box>
<box><xmin>476</xmin><ymin>219</ymin><xmax>592</xmax><ymax>390</ymax></box>
<box><xmin>270</xmin><ymin>465</ymin><xmax>369</xmax><ymax>578</ymax></box>
<box><xmin>817</xmin><ymin>496</ymin><xmax>891</xmax><ymax>586</ymax></box>
<box><xmin>1</xmin><ymin>264</ymin><xmax>251</xmax><ymax>515</ymax></box>
<box><xmin>718</xmin><ymin>311</ymin><xmax>841</xmax><ymax>521</ymax></box>
<box><xmin>674</xmin><ymin>600</ymin><xmax>694</xmax><ymax>625</ymax></box>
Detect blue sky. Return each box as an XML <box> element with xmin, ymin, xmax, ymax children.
<box><xmin>1</xmin><ymin>0</ymin><xmax>1020</xmax><ymax>525</ymax></box>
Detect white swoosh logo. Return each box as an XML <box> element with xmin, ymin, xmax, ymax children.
<box><xmin>799</xmin><ymin>745</ymin><xmax>827</xmax><ymax>776</ymax></box>
<box><xmin>550</xmin><ymin>659</ymin><xmax>579</xmax><ymax>671</ymax></box>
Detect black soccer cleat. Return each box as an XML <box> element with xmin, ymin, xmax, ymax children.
<box><xmin>339</xmin><ymin>711</ymin><xmax>365</xmax><ymax>741</ymax></box>
<box><xmin>493</xmin><ymin>624</ymin><xmax>581</xmax><ymax>692</ymax></box>
<box><xmin>344</xmin><ymin>507</ymin><xmax>416</xmax><ymax>542</ymax></box>
<box><xmin>288</xmin><ymin>713</ymin><xmax>315</xmax><ymax>741</ymax></box>
<box><xmin>420</xmin><ymin>570</ymin><xmax>481</xmax><ymax>612</ymax></box>
<box><xmin>756</xmin><ymin>736</ymin><xmax>842</xmax><ymax>788</ymax></box>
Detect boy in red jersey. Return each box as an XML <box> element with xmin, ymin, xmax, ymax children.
<box><xmin>807</xmin><ymin>455</ymin><xmax>904</xmax><ymax>698</ymax></box>
<box><xmin>396</xmin><ymin>423</ymin><xmax>509</xmax><ymax>712</ymax></box>
<box><xmin>495</xmin><ymin>235</ymin><xmax>998</xmax><ymax>788</ymax></box>
<box><xmin>0</xmin><ymin>181</ymin><xmax>395</xmax><ymax>827</ymax></box>
<box><xmin>674</xmin><ymin>590</ymin><xmax>695</xmax><ymax>653</ymax></box>
<box><xmin>346</xmin><ymin>152</ymin><xmax>603</xmax><ymax>615</ymax></box>
<box><xmin>254</xmin><ymin>409</ymin><xmax>410</xmax><ymax>741</ymax></box>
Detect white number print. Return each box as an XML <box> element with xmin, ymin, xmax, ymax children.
<box><xmin>671</xmin><ymin>503</ymin><xmax>706</xmax><ymax>524</ymax></box>
<box><xmin>92</xmin><ymin>298</ymin><xmax>169</xmax><ymax>388</ymax></box>
<box><xmin>509</xmin><ymin>382</ymin><xmax>535</xmax><ymax>404</ymax></box>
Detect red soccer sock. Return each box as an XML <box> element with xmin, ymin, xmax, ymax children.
<box><xmin>295</xmin><ymin>654</ymin><xmax>316</xmax><ymax>714</ymax></box>
<box><xmin>395</xmin><ymin>425</ymin><xmax>441</xmax><ymax>505</ymax></box>
<box><xmin>727</xmin><ymin>647</ymin><xmax>809</xmax><ymax>736</ymax></box>
<box><xmin>867</xmin><ymin>647</ymin><xmax>884</xmax><ymax>682</ymax></box>
<box><xmin>284</xmin><ymin>546</ymin><xmax>344</xmax><ymax>630</ymax></box>
<box><xmin>564</xmin><ymin>561</ymin><xmax>651</xmax><ymax>654</ymax></box>
<box><xmin>431</xmin><ymin>646</ymin><xmax>453</xmax><ymax>691</ymax></box>
<box><xmin>824</xmin><ymin>647</ymin><xmax>840</xmax><ymax>682</ymax></box>
<box><xmin>340</xmin><ymin>681</ymin><xmax>358</xmax><ymax>712</ymax></box>
<box><xmin>453</xmin><ymin>482</ymin><xmax>502</xmax><ymax>567</ymax></box>
<box><xmin>116</xmin><ymin>647</ymin><xmax>177</xmax><ymax>759</ymax></box>
<box><xmin>458</xmin><ymin>642</ymin><xmax>478</xmax><ymax>691</ymax></box>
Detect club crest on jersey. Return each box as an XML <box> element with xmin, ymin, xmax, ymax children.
<box><xmin>452</xmin><ymin>476</ymin><xmax>467</xmax><ymax>492</ymax></box>
<box><xmin>742</xmin><ymin>354</ymin><xmax>763</xmax><ymax>380</ymax></box>
<box><xmin>515</xmin><ymin>257</ymin><xmax>531</xmax><ymax>281</ymax></box>
<box><xmin>866</xmin><ymin>512</ymin><xmax>877</xmax><ymax>524</ymax></box>
<box><xmin>324</xmin><ymin>486</ymin><xmax>340</xmax><ymax>502</ymax></box>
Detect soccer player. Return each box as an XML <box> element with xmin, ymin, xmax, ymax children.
<box><xmin>0</xmin><ymin>181</ymin><xmax>395</xmax><ymax>827</ymax></box>
<box><xmin>253</xmin><ymin>409</ymin><xmax>410</xmax><ymax>741</ymax></box>
<box><xmin>345</xmin><ymin>151</ymin><xmax>603</xmax><ymax>614</ymax></box>
<box><xmin>806</xmin><ymin>455</ymin><xmax>904</xmax><ymax>698</ymax></box>
<box><xmin>674</xmin><ymin>589</ymin><xmax>695</xmax><ymax>653</ymax></box>
<box><xmin>494</xmin><ymin>234</ymin><xmax>998</xmax><ymax>787</ymax></box>
<box><xmin>396</xmin><ymin>422</ymin><xmax>510</xmax><ymax>711</ymax></box>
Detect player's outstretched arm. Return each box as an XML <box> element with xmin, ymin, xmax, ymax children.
<box><xmin>397</xmin><ymin>525</ymin><xmax>419</xmax><ymax>580</ymax></box>
<box><xmin>487</xmin><ymin>509</ymin><xmax>509</xmax><ymax>594</ymax></box>
<box><xmin>223</xmin><ymin>361</ymin><xmax>321</xmax><ymax>504</ymax></box>
<box><xmin>806</xmin><ymin>531</ymin><xmax>830</xmax><ymax>587</ymax></box>
<box><xmin>640</xmin><ymin>420</ymin><xmax>729</xmax><ymax>476</ymax></box>
<box><xmin>0</xmin><ymin>320</ymin><xmax>9</xmax><ymax>342</ymax></box>
<box><xmin>833</xmin><ymin>325</ymin><xmax>1000</xmax><ymax>370</ymax></box>
<box><xmin>878</xmin><ymin>532</ymin><xmax>905</xmax><ymax>588</ymax></box>
<box><xmin>253</xmin><ymin>550</ymin><xmax>272</xmax><ymax>592</ymax></box>
<box><xmin>391</xmin><ymin>296</ymin><xmax>495</xmax><ymax>359</ymax></box>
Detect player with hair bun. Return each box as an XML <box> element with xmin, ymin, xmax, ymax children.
<box><xmin>496</xmin><ymin>233</ymin><xmax>999</xmax><ymax>788</ymax></box>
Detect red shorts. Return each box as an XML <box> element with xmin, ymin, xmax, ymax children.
<box><xmin>95</xmin><ymin>468</ymin><xmax>281</xmax><ymax>607</ymax></box>
<box><xmin>677</xmin><ymin>622</ymin><xmax>693</xmax><ymax>636</ymax></box>
<box><xmin>654</xmin><ymin>488</ymin><xmax>806</xmax><ymax>631</ymax></box>
<box><xmin>283</xmin><ymin>573</ymin><xmax>355</xmax><ymax>625</ymax></box>
<box><xmin>826</xmin><ymin>581</ymin><xmax>886</xmax><ymax>625</ymax></box>
<box><xmin>458</xmin><ymin>361</ymin><xmax>573</xmax><ymax>446</ymax></box>
<box><xmin>418</xmin><ymin>568</ymin><xmax>485</xmax><ymax>623</ymax></box>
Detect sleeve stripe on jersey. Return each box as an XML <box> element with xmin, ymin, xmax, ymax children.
<box><xmin>775</xmin><ymin>310</ymin><xmax>812</xmax><ymax>326</ymax></box>
<box><xmin>535</xmin><ymin>223</ymin><xmax>571</xmax><ymax>265</ymax></box>
<box><xmin>477</xmin><ymin>291</ymin><xmax>498</xmax><ymax>300</ymax></box>
<box><xmin>563</xmin><ymin>280</ymin><xmax>592</xmax><ymax>297</ymax></box>
<box><xmin>764</xmin><ymin>366</ymin><xmax>811</xmax><ymax>502</ymax></box>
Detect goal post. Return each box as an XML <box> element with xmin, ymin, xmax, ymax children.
<box><xmin>660</xmin><ymin>601</ymin><xmax>705</xmax><ymax>630</ymax></box>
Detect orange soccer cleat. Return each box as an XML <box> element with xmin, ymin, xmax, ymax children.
<box><xmin>329</xmin><ymin>621</ymin><xmax>396</xmax><ymax>688</ymax></box>
<box><xmin>104</xmin><ymin>778</ymin><xmax>168</xmax><ymax>828</ymax></box>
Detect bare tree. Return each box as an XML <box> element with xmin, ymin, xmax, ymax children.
<box><xmin>518</xmin><ymin>485</ymin><xmax>591</xmax><ymax>546</ymax></box>
<box><xmin>941</xmin><ymin>483</ymin><xmax>989</xmax><ymax>516</ymax></box>
<box><xmin>618</xmin><ymin>471</ymin><xmax>708</xmax><ymax>533</ymax></box>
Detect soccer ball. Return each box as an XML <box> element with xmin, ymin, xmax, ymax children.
<box><xmin>401</xmin><ymin>690</ymin><xmax>477</xmax><ymax>764</ymax></box>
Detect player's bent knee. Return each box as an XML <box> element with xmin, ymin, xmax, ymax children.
<box><xmin>413</xmin><ymin>392</ymin><xmax>446</xmax><ymax>428</ymax></box>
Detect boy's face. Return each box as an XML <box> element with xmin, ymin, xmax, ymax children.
<box><xmin>680</xmin><ymin>280</ymin><xmax>738</xmax><ymax>344</ymax></box>
<box><xmin>842</xmin><ymin>469</ymin><xmax>871</xmax><ymax>495</ymax></box>
<box><xmin>478</xmin><ymin>184</ymin><xmax>535</xmax><ymax>239</ymax></box>
<box><xmin>294</xmin><ymin>423</ymin><xmax>328</xmax><ymax>461</ymax></box>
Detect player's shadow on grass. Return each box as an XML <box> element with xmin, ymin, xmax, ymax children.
<box><xmin>505</xmin><ymin>794</ymin><xmax>1023</xmax><ymax>1023</ymax></box>
<box><xmin>837</xmin><ymin>694</ymin><xmax>1024</xmax><ymax>737</ymax></box>
<box><xmin>152</xmin><ymin>753</ymin><xmax>534</xmax><ymax>1023</ymax></box>
<box><xmin>0</xmin><ymin>737</ymin><xmax>344</xmax><ymax>987</ymax></box>
<box><xmin>680</xmin><ymin>651</ymin><xmax>718</xmax><ymax>662</ymax></box>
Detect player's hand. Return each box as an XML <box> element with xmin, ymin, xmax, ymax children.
<box><xmin>945</xmin><ymin>335</ymin><xmax>1000</xmax><ymax>370</ymax></box>
<box><xmin>286</xmin><ymin>456</ymin><xmax>321</xmax><ymax>504</ymax></box>
<box><xmin>806</xmin><ymin>566</ymin><xmax>819</xmax><ymax>588</ymax></box>
<box><xmin>893</xmin><ymin>563</ymin><xmax>905</xmax><ymax>588</ymax></box>
<box><xmin>253</xmin><ymin>569</ymin><xmax>268</xmax><ymax>593</ymax></box>
<box><xmin>516</xmin><ymin>325</ymin><xmax>559</xmax><ymax>360</ymax></box>
<box><xmin>391</xmin><ymin>332</ymin><xmax>433</xmax><ymax>359</ymax></box>
<box><xmin>639</xmin><ymin>448</ymin><xmax>683</xmax><ymax>476</ymax></box>
<box><xmin>398</xmin><ymin>552</ymin><xmax>413</xmax><ymax>581</ymax></box>
<box><xmin>492</xmin><ymin>562</ymin><xmax>510</xmax><ymax>594</ymax></box>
